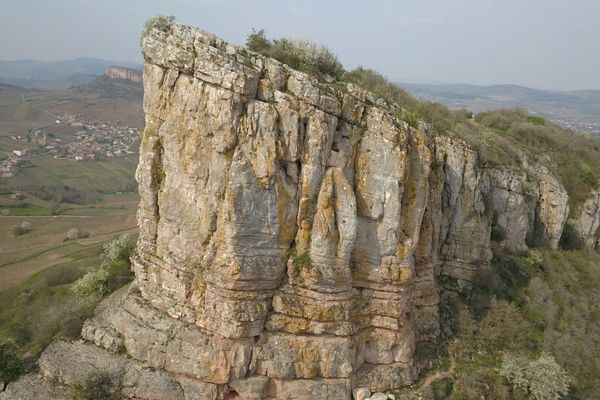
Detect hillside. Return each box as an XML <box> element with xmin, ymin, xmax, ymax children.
<box><xmin>0</xmin><ymin>58</ymin><xmax>141</xmax><ymax>90</ymax></box>
<box><xmin>0</xmin><ymin>67</ymin><xmax>143</xmax><ymax>342</ymax></box>
<box><xmin>78</xmin><ymin>74</ymin><xmax>143</xmax><ymax>102</ymax></box>
<box><xmin>402</xmin><ymin>82</ymin><xmax>600</xmax><ymax>136</ymax></box>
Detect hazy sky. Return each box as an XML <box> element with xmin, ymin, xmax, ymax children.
<box><xmin>1</xmin><ymin>0</ymin><xmax>599</xmax><ymax>90</ymax></box>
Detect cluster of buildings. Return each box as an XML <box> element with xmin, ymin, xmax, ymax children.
<box><xmin>29</xmin><ymin>114</ymin><xmax>140</xmax><ymax>161</ymax></box>
<box><xmin>0</xmin><ymin>152</ymin><xmax>26</xmax><ymax>178</ymax></box>
<box><xmin>1</xmin><ymin>115</ymin><xmax>140</xmax><ymax>178</ymax></box>
<box><xmin>554</xmin><ymin>119</ymin><xmax>600</xmax><ymax>137</ymax></box>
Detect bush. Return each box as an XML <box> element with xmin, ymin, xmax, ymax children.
<box><xmin>522</xmin><ymin>250</ymin><xmax>600</xmax><ymax>396</ymax></box>
<box><xmin>71</xmin><ymin>370</ymin><xmax>121</xmax><ymax>400</ymax></box>
<box><xmin>431</xmin><ymin>377</ymin><xmax>453</xmax><ymax>399</ymax></box>
<box><xmin>526</xmin><ymin>230</ymin><xmax>549</xmax><ymax>249</ymax></box>
<box><xmin>476</xmin><ymin>108</ymin><xmax>600</xmax><ymax>212</ymax></box>
<box><xmin>491</xmin><ymin>223</ymin><xmax>508</xmax><ymax>243</ymax></box>
<box><xmin>67</xmin><ymin>228</ymin><xmax>80</xmax><ymax>241</ymax></box>
<box><xmin>292</xmin><ymin>251</ymin><xmax>310</xmax><ymax>267</ymax></box>
<box><xmin>0</xmin><ymin>339</ymin><xmax>25</xmax><ymax>384</ymax></box>
<box><xmin>479</xmin><ymin>301</ymin><xmax>540</xmax><ymax>352</ymax></box>
<box><xmin>0</xmin><ymin>235</ymin><xmax>136</xmax><ymax>358</ymax></box>
<box><xmin>476</xmin><ymin>109</ymin><xmax>527</xmax><ymax>131</ymax></box>
<box><xmin>399</xmin><ymin>109</ymin><xmax>420</xmax><ymax>128</ymax></box>
<box><xmin>558</xmin><ymin>221</ymin><xmax>585</xmax><ymax>251</ymax></box>
<box><xmin>246</xmin><ymin>30</ymin><xmax>344</xmax><ymax>81</ymax></box>
<box><xmin>12</xmin><ymin>221</ymin><xmax>31</xmax><ymax>236</ymax></box>
<box><xmin>508</xmin><ymin>122</ymin><xmax>559</xmax><ymax>150</ymax></box>
<box><xmin>140</xmin><ymin>15</ymin><xmax>175</xmax><ymax>46</ymax></box>
<box><xmin>345</xmin><ymin>67</ymin><xmax>416</xmax><ymax>108</ymax></box>
<box><xmin>70</xmin><ymin>267</ymin><xmax>112</xmax><ymax>298</ymax></box>
<box><xmin>469</xmin><ymin>254</ymin><xmax>530</xmax><ymax>311</ymax></box>
<box><xmin>103</xmin><ymin>234</ymin><xmax>135</xmax><ymax>263</ymax></box>
<box><xmin>71</xmin><ymin>234</ymin><xmax>135</xmax><ymax>298</ymax></box>
<box><xmin>527</xmin><ymin>116</ymin><xmax>546</xmax><ymax>126</ymax></box>
<box><xmin>246</xmin><ymin>29</ymin><xmax>272</xmax><ymax>54</ymax></box>
<box><xmin>500</xmin><ymin>353</ymin><xmax>570</xmax><ymax>400</ymax></box>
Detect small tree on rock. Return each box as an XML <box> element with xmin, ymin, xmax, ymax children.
<box><xmin>140</xmin><ymin>15</ymin><xmax>175</xmax><ymax>46</ymax></box>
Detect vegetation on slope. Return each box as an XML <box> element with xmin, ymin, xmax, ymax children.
<box><xmin>391</xmin><ymin>249</ymin><xmax>600</xmax><ymax>400</ymax></box>
<box><xmin>247</xmin><ymin>29</ymin><xmax>344</xmax><ymax>81</ymax></box>
<box><xmin>0</xmin><ymin>234</ymin><xmax>135</xmax><ymax>384</ymax></box>
<box><xmin>420</xmin><ymin>248</ymin><xmax>600</xmax><ymax>399</ymax></box>
<box><xmin>476</xmin><ymin>109</ymin><xmax>600</xmax><ymax>209</ymax></box>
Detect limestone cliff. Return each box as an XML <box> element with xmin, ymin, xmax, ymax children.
<box><xmin>105</xmin><ymin>66</ymin><xmax>143</xmax><ymax>83</ymax></box>
<box><xmin>1</xmin><ymin>23</ymin><xmax>580</xmax><ymax>400</ymax></box>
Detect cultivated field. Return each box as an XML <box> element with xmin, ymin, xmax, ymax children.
<box><xmin>0</xmin><ymin>193</ymin><xmax>138</xmax><ymax>290</ymax></box>
<box><xmin>0</xmin><ymin>83</ymin><xmax>142</xmax><ymax>291</ymax></box>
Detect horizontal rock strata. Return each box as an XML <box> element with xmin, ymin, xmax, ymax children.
<box><xmin>3</xmin><ymin>23</ymin><xmax>588</xmax><ymax>400</ymax></box>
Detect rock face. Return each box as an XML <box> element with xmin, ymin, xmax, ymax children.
<box><xmin>105</xmin><ymin>66</ymin><xmax>143</xmax><ymax>83</ymax></box>
<box><xmin>2</xmin><ymin>23</ymin><xmax>577</xmax><ymax>400</ymax></box>
<box><xmin>575</xmin><ymin>189</ymin><xmax>600</xmax><ymax>247</ymax></box>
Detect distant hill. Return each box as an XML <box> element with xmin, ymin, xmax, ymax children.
<box><xmin>79</xmin><ymin>74</ymin><xmax>143</xmax><ymax>101</ymax></box>
<box><xmin>401</xmin><ymin>82</ymin><xmax>600</xmax><ymax>135</ymax></box>
<box><xmin>0</xmin><ymin>58</ymin><xmax>141</xmax><ymax>90</ymax></box>
<box><xmin>0</xmin><ymin>82</ymin><xmax>22</xmax><ymax>91</ymax></box>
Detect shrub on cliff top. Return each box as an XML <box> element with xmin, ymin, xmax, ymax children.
<box><xmin>140</xmin><ymin>15</ymin><xmax>175</xmax><ymax>46</ymax></box>
<box><xmin>246</xmin><ymin>29</ymin><xmax>344</xmax><ymax>81</ymax></box>
<box><xmin>345</xmin><ymin>67</ymin><xmax>416</xmax><ymax>109</ymax></box>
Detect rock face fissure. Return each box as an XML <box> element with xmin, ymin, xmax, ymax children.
<box><xmin>6</xmin><ymin>23</ymin><xmax>598</xmax><ymax>400</ymax></box>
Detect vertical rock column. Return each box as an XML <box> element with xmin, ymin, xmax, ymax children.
<box><xmin>255</xmin><ymin>83</ymin><xmax>359</xmax><ymax>396</ymax></box>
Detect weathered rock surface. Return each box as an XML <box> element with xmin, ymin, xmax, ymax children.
<box><xmin>575</xmin><ymin>189</ymin><xmax>600</xmax><ymax>247</ymax></box>
<box><xmin>3</xmin><ymin>23</ymin><xmax>579</xmax><ymax>400</ymax></box>
<box><xmin>0</xmin><ymin>374</ymin><xmax>70</xmax><ymax>400</ymax></box>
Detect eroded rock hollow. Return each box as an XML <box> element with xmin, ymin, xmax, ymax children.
<box><xmin>3</xmin><ymin>23</ymin><xmax>587</xmax><ymax>400</ymax></box>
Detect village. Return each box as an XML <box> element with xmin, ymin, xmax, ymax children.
<box><xmin>0</xmin><ymin>114</ymin><xmax>140</xmax><ymax>178</ymax></box>
<box><xmin>555</xmin><ymin>118</ymin><xmax>600</xmax><ymax>137</ymax></box>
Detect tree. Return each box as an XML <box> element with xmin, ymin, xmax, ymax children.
<box><xmin>103</xmin><ymin>234</ymin><xmax>135</xmax><ymax>262</ymax></box>
<box><xmin>0</xmin><ymin>339</ymin><xmax>25</xmax><ymax>384</ymax></box>
<box><xmin>500</xmin><ymin>353</ymin><xmax>570</xmax><ymax>400</ymax></box>
<box><xmin>246</xmin><ymin>29</ymin><xmax>270</xmax><ymax>53</ymax></box>
<box><xmin>13</xmin><ymin>221</ymin><xmax>31</xmax><ymax>236</ymax></box>
<box><xmin>140</xmin><ymin>15</ymin><xmax>175</xmax><ymax>46</ymax></box>
<box><xmin>67</xmin><ymin>228</ymin><xmax>80</xmax><ymax>241</ymax></box>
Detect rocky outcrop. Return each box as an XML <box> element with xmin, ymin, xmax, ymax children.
<box><xmin>574</xmin><ymin>189</ymin><xmax>600</xmax><ymax>247</ymax></box>
<box><xmin>105</xmin><ymin>66</ymin><xmax>143</xmax><ymax>83</ymax></box>
<box><xmin>2</xmin><ymin>23</ymin><xmax>576</xmax><ymax>400</ymax></box>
